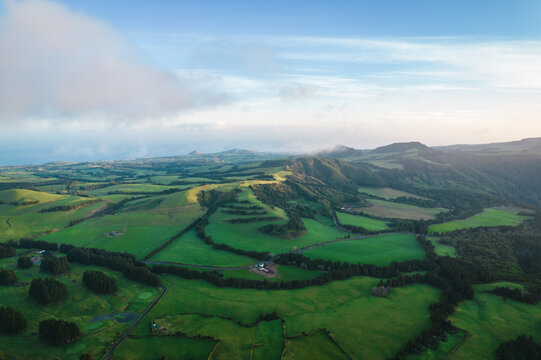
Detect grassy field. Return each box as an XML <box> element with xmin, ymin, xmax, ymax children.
<box><xmin>428</xmin><ymin>207</ymin><xmax>531</xmax><ymax>234</ymax></box>
<box><xmin>112</xmin><ymin>336</ymin><xmax>216</xmax><ymax>360</ymax></box>
<box><xmin>0</xmin><ymin>197</ymin><xmax>107</xmax><ymax>241</ymax></box>
<box><xmin>336</xmin><ymin>211</ymin><xmax>389</xmax><ymax>231</ymax></box>
<box><xmin>357</xmin><ymin>187</ymin><xmax>426</xmax><ymax>200</ymax></box>
<box><xmin>151</xmin><ymin>229</ymin><xmax>257</xmax><ymax>266</ymax></box>
<box><xmin>359</xmin><ymin>199</ymin><xmax>446</xmax><ymax>220</ymax></box>
<box><xmin>0</xmin><ymin>257</ymin><xmax>159</xmax><ymax>360</ymax></box>
<box><xmin>303</xmin><ymin>233</ymin><xmax>426</xmax><ymax>266</ymax></box>
<box><xmin>38</xmin><ymin>191</ymin><xmax>204</xmax><ymax>258</ymax></box>
<box><xmin>406</xmin><ymin>331</ymin><xmax>468</xmax><ymax>360</ymax></box>
<box><xmin>448</xmin><ymin>284</ymin><xmax>541</xmax><ymax>360</ymax></box>
<box><xmin>130</xmin><ymin>275</ymin><xmax>440</xmax><ymax>360</ymax></box>
<box><xmin>206</xmin><ymin>213</ymin><xmax>345</xmax><ymax>254</ymax></box>
<box><xmin>283</xmin><ymin>330</ymin><xmax>349</xmax><ymax>360</ymax></box>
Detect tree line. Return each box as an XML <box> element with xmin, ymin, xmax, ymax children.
<box><xmin>39</xmin><ymin>319</ymin><xmax>81</xmax><ymax>346</ymax></box>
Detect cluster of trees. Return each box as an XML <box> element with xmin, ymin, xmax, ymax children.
<box><xmin>0</xmin><ymin>268</ymin><xmax>17</xmax><ymax>285</ymax></box>
<box><xmin>0</xmin><ymin>306</ymin><xmax>27</xmax><ymax>334</ymax></box>
<box><xmin>225</xmin><ymin>216</ymin><xmax>281</xmax><ymax>224</ymax></box>
<box><xmin>39</xmin><ymin>199</ymin><xmax>99</xmax><ymax>213</ymax></box>
<box><xmin>39</xmin><ymin>319</ymin><xmax>81</xmax><ymax>346</ymax></box>
<box><xmin>495</xmin><ymin>335</ymin><xmax>541</xmax><ymax>360</ymax></box>
<box><xmin>221</xmin><ymin>204</ymin><xmax>264</xmax><ymax>211</ymax></box>
<box><xmin>40</xmin><ymin>256</ymin><xmax>70</xmax><ymax>275</ymax></box>
<box><xmin>197</xmin><ymin>189</ymin><xmax>239</xmax><ymax>209</ymax></box>
<box><xmin>29</xmin><ymin>277</ymin><xmax>68</xmax><ymax>305</ymax></box>
<box><xmin>221</xmin><ymin>209</ymin><xmax>267</xmax><ymax>216</ymax></box>
<box><xmin>0</xmin><ymin>200</ymin><xmax>39</xmax><ymax>206</ymax></box>
<box><xmin>17</xmin><ymin>256</ymin><xmax>33</xmax><ymax>269</ymax></box>
<box><xmin>82</xmin><ymin>270</ymin><xmax>118</xmax><ymax>294</ymax></box>
<box><xmin>488</xmin><ymin>287</ymin><xmax>539</xmax><ymax>304</ymax></box>
<box><xmin>65</xmin><ymin>246</ymin><xmax>161</xmax><ymax>287</ymax></box>
<box><xmin>258</xmin><ymin>211</ymin><xmax>306</xmax><ymax>239</ymax></box>
<box><xmin>0</xmin><ymin>245</ymin><xmax>16</xmax><ymax>258</ymax></box>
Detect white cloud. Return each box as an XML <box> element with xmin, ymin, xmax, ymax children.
<box><xmin>0</xmin><ymin>0</ymin><xmax>229</xmax><ymax>123</ymax></box>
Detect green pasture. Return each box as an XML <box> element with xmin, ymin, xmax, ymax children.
<box><xmin>112</xmin><ymin>336</ymin><xmax>216</xmax><ymax>360</ymax></box>
<box><xmin>38</xmin><ymin>191</ymin><xmax>204</xmax><ymax>258</ymax></box>
<box><xmin>428</xmin><ymin>207</ymin><xmax>531</xmax><ymax>234</ymax></box>
<box><xmin>336</xmin><ymin>211</ymin><xmax>389</xmax><ymax>231</ymax></box>
<box><xmin>151</xmin><ymin>229</ymin><xmax>256</xmax><ymax>266</ymax></box>
<box><xmin>448</xmin><ymin>284</ymin><xmax>541</xmax><ymax>360</ymax></box>
<box><xmin>131</xmin><ymin>275</ymin><xmax>440</xmax><ymax>360</ymax></box>
<box><xmin>149</xmin><ymin>313</ymin><xmax>282</xmax><ymax>360</ymax></box>
<box><xmin>283</xmin><ymin>331</ymin><xmax>348</xmax><ymax>360</ymax></box>
<box><xmin>360</xmin><ymin>199</ymin><xmax>446</xmax><ymax>220</ymax></box>
<box><xmin>87</xmin><ymin>183</ymin><xmax>176</xmax><ymax>196</ymax></box>
<box><xmin>206</xmin><ymin>212</ymin><xmax>345</xmax><ymax>255</ymax></box>
<box><xmin>0</xmin><ymin>199</ymin><xmax>106</xmax><ymax>241</ymax></box>
<box><xmin>0</xmin><ymin>258</ymin><xmax>159</xmax><ymax>360</ymax></box>
<box><xmin>358</xmin><ymin>187</ymin><xmax>426</xmax><ymax>200</ymax></box>
<box><xmin>303</xmin><ymin>233</ymin><xmax>426</xmax><ymax>266</ymax></box>
<box><xmin>0</xmin><ymin>189</ymin><xmax>67</xmax><ymax>204</ymax></box>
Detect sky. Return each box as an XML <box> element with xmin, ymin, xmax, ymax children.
<box><xmin>1</xmin><ymin>0</ymin><xmax>541</xmax><ymax>164</ymax></box>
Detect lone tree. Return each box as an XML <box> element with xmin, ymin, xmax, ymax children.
<box><xmin>0</xmin><ymin>306</ymin><xmax>27</xmax><ymax>334</ymax></box>
<box><xmin>82</xmin><ymin>270</ymin><xmax>118</xmax><ymax>295</ymax></box>
<box><xmin>39</xmin><ymin>318</ymin><xmax>80</xmax><ymax>346</ymax></box>
<box><xmin>29</xmin><ymin>277</ymin><xmax>68</xmax><ymax>305</ymax></box>
<box><xmin>40</xmin><ymin>256</ymin><xmax>70</xmax><ymax>275</ymax></box>
<box><xmin>0</xmin><ymin>268</ymin><xmax>17</xmax><ymax>286</ymax></box>
<box><xmin>17</xmin><ymin>256</ymin><xmax>33</xmax><ymax>269</ymax></box>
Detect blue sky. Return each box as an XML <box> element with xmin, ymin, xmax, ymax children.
<box><xmin>1</xmin><ymin>0</ymin><xmax>541</xmax><ymax>164</ymax></box>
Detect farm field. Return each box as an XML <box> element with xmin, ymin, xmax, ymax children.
<box><xmin>151</xmin><ymin>228</ymin><xmax>257</xmax><ymax>267</ymax></box>
<box><xmin>448</xmin><ymin>284</ymin><xmax>541</xmax><ymax>360</ymax></box>
<box><xmin>427</xmin><ymin>236</ymin><xmax>456</xmax><ymax>257</ymax></box>
<box><xmin>357</xmin><ymin>186</ymin><xmax>426</xmax><ymax>200</ymax></box>
<box><xmin>282</xmin><ymin>330</ymin><xmax>349</xmax><ymax>360</ymax></box>
<box><xmin>128</xmin><ymin>275</ymin><xmax>440</xmax><ymax>360</ymax></box>
<box><xmin>359</xmin><ymin>199</ymin><xmax>446</xmax><ymax>220</ymax></box>
<box><xmin>428</xmin><ymin>207</ymin><xmax>531</xmax><ymax>234</ymax></box>
<box><xmin>38</xmin><ymin>191</ymin><xmax>204</xmax><ymax>258</ymax></box>
<box><xmin>302</xmin><ymin>233</ymin><xmax>426</xmax><ymax>266</ymax></box>
<box><xmin>0</xmin><ymin>257</ymin><xmax>159</xmax><ymax>360</ymax></box>
<box><xmin>336</xmin><ymin>211</ymin><xmax>389</xmax><ymax>231</ymax></box>
<box><xmin>112</xmin><ymin>336</ymin><xmax>216</xmax><ymax>360</ymax></box>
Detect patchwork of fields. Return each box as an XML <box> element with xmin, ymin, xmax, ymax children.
<box><xmin>0</xmin><ymin>160</ymin><xmax>539</xmax><ymax>360</ymax></box>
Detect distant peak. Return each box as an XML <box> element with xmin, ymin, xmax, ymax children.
<box><xmin>372</xmin><ymin>141</ymin><xmax>430</xmax><ymax>154</ymax></box>
<box><xmin>188</xmin><ymin>150</ymin><xmax>202</xmax><ymax>155</ymax></box>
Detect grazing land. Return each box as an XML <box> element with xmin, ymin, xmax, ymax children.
<box><xmin>448</xmin><ymin>284</ymin><xmax>541</xmax><ymax>360</ymax></box>
<box><xmin>1</xmin><ymin>142</ymin><xmax>541</xmax><ymax>359</ymax></box>
<box><xmin>428</xmin><ymin>207</ymin><xmax>531</xmax><ymax>234</ymax></box>
<box><xmin>336</xmin><ymin>211</ymin><xmax>390</xmax><ymax>231</ymax></box>
<box><xmin>303</xmin><ymin>233</ymin><xmax>426</xmax><ymax>266</ymax></box>
<box><xmin>359</xmin><ymin>199</ymin><xmax>446</xmax><ymax>220</ymax></box>
<box><xmin>357</xmin><ymin>187</ymin><xmax>427</xmax><ymax>200</ymax></box>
